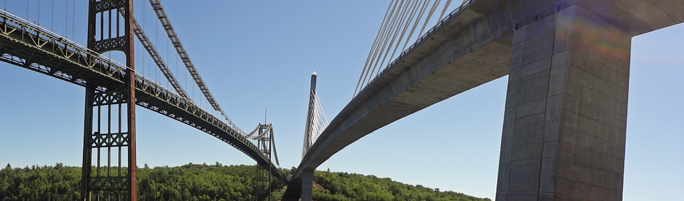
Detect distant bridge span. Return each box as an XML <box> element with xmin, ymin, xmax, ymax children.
<box><xmin>296</xmin><ymin>0</ymin><xmax>684</xmax><ymax>200</ymax></box>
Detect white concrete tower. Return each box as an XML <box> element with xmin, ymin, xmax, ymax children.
<box><xmin>302</xmin><ymin>71</ymin><xmax>317</xmax><ymax>158</ymax></box>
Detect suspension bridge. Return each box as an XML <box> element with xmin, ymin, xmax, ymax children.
<box><xmin>0</xmin><ymin>0</ymin><xmax>283</xmax><ymax>200</ymax></box>
<box><xmin>1</xmin><ymin>0</ymin><xmax>683</xmax><ymax>201</ymax></box>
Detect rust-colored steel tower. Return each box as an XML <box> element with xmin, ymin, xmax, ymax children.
<box><xmin>82</xmin><ymin>0</ymin><xmax>137</xmax><ymax>200</ymax></box>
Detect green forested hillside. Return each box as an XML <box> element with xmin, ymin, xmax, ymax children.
<box><xmin>304</xmin><ymin>171</ymin><xmax>490</xmax><ymax>201</ymax></box>
<box><xmin>0</xmin><ymin>163</ymin><xmax>490</xmax><ymax>201</ymax></box>
<box><xmin>0</xmin><ymin>163</ymin><xmax>278</xmax><ymax>201</ymax></box>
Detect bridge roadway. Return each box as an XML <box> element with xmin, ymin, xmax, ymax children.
<box><xmin>295</xmin><ymin>0</ymin><xmax>683</xmax><ymax>200</ymax></box>
<box><xmin>0</xmin><ymin>11</ymin><xmax>285</xmax><ymax>181</ymax></box>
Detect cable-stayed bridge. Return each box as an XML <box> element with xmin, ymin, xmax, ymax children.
<box><xmin>2</xmin><ymin>1</ymin><xmax>683</xmax><ymax>201</ymax></box>
<box><xmin>0</xmin><ymin>1</ymin><xmax>282</xmax><ymax>200</ymax></box>
<box><xmin>296</xmin><ymin>0</ymin><xmax>684</xmax><ymax>201</ymax></box>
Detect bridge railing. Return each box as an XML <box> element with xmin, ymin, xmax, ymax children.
<box><xmin>0</xmin><ymin>9</ymin><xmax>284</xmax><ymax>180</ymax></box>
<box><xmin>0</xmin><ymin>9</ymin><xmax>177</xmax><ymax>98</ymax></box>
<box><xmin>352</xmin><ymin>0</ymin><xmax>476</xmax><ymax>102</ymax></box>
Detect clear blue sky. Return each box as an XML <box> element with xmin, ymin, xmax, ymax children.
<box><xmin>0</xmin><ymin>1</ymin><xmax>682</xmax><ymax>200</ymax></box>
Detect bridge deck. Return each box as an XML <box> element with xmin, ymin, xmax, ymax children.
<box><xmin>296</xmin><ymin>0</ymin><xmax>684</xmax><ymax>178</ymax></box>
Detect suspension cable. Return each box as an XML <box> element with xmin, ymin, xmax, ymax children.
<box><xmin>119</xmin><ymin>8</ymin><xmax>191</xmax><ymax>99</ymax></box>
<box><xmin>147</xmin><ymin>0</ymin><xmax>240</xmax><ymax>132</ymax></box>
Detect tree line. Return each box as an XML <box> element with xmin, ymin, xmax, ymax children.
<box><xmin>302</xmin><ymin>170</ymin><xmax>491</xmax><ymax>201</ymax></box>
<box><xmin>0</xmin><ymin>163</ymin><xmax>490</xmax><ymax>201</ymax></box>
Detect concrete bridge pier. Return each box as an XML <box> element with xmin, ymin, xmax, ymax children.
<box><xmin>496</xmin><ymin>5</ymin><xmax>631</xmax><ymax>201</ymax></box>
<box><xmin>301</xmin><ymin>170</ymin><xmax>314</xmax><ymax>201</ymax></box>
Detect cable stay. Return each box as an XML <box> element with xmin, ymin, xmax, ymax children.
<box><xmin>117</xmin><ymin>8</ymin><xmax>190</xmax><ymax>100</ymax></box>
<box><xmin>310</xmin><ymin>92</ymin><xmax>329</xmax><ymax>141</ymax></box>
<box><xmin>303</xmin><ymin>90</ymin><xmax>329</xmax><ymax>156</ymax></box>
<box><xmin>353</xmin><ymin>0</ymin><xmax>457</xmax><ymax>98</ymax></box>
<box><xmin>148</xmin><ymin>0</ymin><xmax>243</xmax><ymax>134</ymax></box>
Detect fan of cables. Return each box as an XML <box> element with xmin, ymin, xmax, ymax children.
<box><xmin>354</xmin><ymin>0</ymin><xmax>463</xmax><ymax>97</ymax></box>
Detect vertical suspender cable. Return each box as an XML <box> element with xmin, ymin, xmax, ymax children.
<box><xmin>65</xmin><ymin>0</ymin><xmax>68</xmax><ymax>38</ymax></box>
<box><xmin>71</xmin><ymin>0</ymin><xmax>74</xmax><ymax>40</ymax></box>
<box><xmin>50</xmin><ymin>0</ymin><xmax>53</xmax><ymax>30</ymax></box>
<box><xmin>148</xmin><ymin>0</ymin><xmax>243</xmax><ymax>134</ymax></box>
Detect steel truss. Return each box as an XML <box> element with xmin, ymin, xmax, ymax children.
<box><xmin>82</xmin><ymin>86</ymin><xmax>132</xmax><ymax>200</ymax></box>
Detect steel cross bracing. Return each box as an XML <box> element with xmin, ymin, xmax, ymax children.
<box><xmin>85</xmin><ymin>0</ymin><xmax>137</xmax><ymax>200</ymax></box>
<box><xmin>147</xmin><ymin>0</ymin><xmax>242</xmax><ymax>134</ymax></box>
<box><xmin>0</xmin><ymin>10</ymin><xmax>285</xmax><ymax>181</ymax></box>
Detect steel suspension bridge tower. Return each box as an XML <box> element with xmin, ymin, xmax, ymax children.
<box><xmin>82</xmin><ymin>0</ymin><xmax>137</xmax><ymax>200</ymax></box>
<box><xmin>255</xmin><ymin>123</ymin><xmax>274</xmax><ymax>201</ymax></box>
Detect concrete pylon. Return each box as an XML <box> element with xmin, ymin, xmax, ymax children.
<box><xmin>302</xmin><ymin>71</ymin><xmax>318</xmax><ymax>158</ymax></box>
<box><xmin>301</xmin><ymin>72</ymin><xmax>317</xmax><ymax>201</ymax></box>
<box><xmin>301</xmin><ymin>170</ymin><xmax>314</xmax><ymax>201</ymax></box>
<box><xmin>496</xmin><ymin>5</ymin><xmax>630</xmax><ymax>201</ymax></box>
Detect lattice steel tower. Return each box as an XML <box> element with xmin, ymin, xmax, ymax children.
<box><xmin>255</xmin><ymin>123</ymin><xmax>274</xmax><ymax>201</ymax></box>
<box><xmin>82</xmin><ymin>0</ymin><xmax>137</xmax><ymax>200</ymax></box>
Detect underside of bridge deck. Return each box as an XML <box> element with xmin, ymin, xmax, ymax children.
<box><xmin>295</xmin><ymin>0</ymin><xmax>683</xmax><ymax>200</ymax></box>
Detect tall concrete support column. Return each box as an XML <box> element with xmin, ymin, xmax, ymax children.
<box><xmin>496</xmin><ymin>5</ymin><xmax>631</xmax><ymax>201</ymax></box>
<box><xmin>302</xmin><ymin>72</ymin><xmax>318</xmax><ymax>158</ymax></box>
<box><xmin>301</xmin><ymin>169</ymin><xmax>314</xmax><ymax>201</ymax></box>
